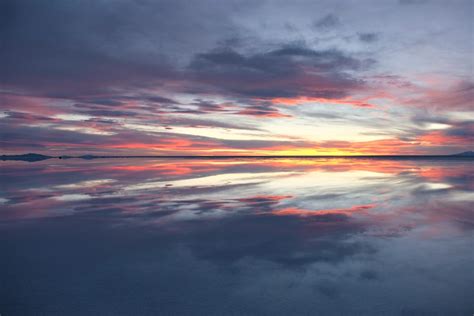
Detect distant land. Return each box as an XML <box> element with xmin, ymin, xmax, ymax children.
<box><xmin>1</xmin><ymin>152</ymin><xmax>474</xmax><ymax>162</ymax></box>
<box><xmin>452</xmin><ymin>151</ymin><xmax>474</xmax><ymax>157</ymax></box>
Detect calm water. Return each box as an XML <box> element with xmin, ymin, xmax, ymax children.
<box><xmin>1</xmin><ymin>158</ymin><xmax>473</xmax><ymax>315</ymax></box>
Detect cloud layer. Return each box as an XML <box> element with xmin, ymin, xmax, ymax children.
<box><xmin>1</xmin><ymin>0</ymin><xmax>473</xmax><ymax>154</ymax></box>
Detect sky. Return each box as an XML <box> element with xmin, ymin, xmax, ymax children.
<box><xmin>1</xmin><ymin>0</ymin><xmax>473</xmax><ymax>155</ymax></box>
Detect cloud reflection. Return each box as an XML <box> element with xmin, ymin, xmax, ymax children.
<box><xmin>1</xmin><ymin>158</ymin><xmax>473</xmax><ymax>315</ymax></box>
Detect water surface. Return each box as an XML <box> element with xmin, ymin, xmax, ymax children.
<box><xmin>1</xmin><ymin>158</ymin><xmax>473</xmax><ymax>315</ymax></box>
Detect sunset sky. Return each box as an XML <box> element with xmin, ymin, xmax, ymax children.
<box><xmin>1</xmin><ymin>0</ymin><xmax>473</xmax><ymax>155</ymax></box>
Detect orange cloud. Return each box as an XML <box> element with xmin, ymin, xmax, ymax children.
<box><xmin>268</xmin><ymin>96</ymin><xmax>375</xmax><ymax>107</ymax></box>
<box><xmin>273</xmin><ymin>204</ymin><xmax>376</xmax><ymax>217</ymax></box>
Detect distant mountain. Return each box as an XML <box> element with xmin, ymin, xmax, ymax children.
<box><xmin>452</xmin><ymin>151</ymin><xmax>474</xmax><ymax>157</ymax></box>
<box><xmin>0</xmin><ymin>153</ymin><xmax>53</xmax><ymax>162</ymax></box>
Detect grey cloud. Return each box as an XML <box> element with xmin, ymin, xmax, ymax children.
<box><xmin>189</xmin><ymin>44</ymin><xmax>373</xmax><ymax>100</ymax></box>
<box><xmin>313</xmin><ymin>13</ymin><xmax>340</xmax><ymax>29</ymax></box>
<box><xmin>0</xmin><ymin>0</ymin><xmax>249</xmax><ymax>96</ymax></box>
<box><xmin>399</xmin><ymin>0</ymin><xmax>428</xmax><ymax>5</ymax></box>
<box><xmin>85</xmin><ymin>99</ymin><xmax>126</xmax><ymax>107</ymax></box>
<box><xmin>444</xmin><ymin>122</ymin><xmax>474</xmax><ymax>138</ymax></box>
<box><xmin>80</xmin><ymin>110</ymin><xmax>141</xmax><ymax>117</ymax></box>
<box><xmin>358</xmin><ymin>32</ymin><xmax>379</xmax><ymax>43</ymax></box>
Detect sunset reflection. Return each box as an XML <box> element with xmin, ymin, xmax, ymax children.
<box><xmin>1</xmin><ymin>158</ymin><xmax>473</xmax><ymax>315</ymax></box>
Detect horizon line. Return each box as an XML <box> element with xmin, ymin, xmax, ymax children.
<box><xmin>2</xmin><ymin>152</ymin><xmax>474</xmax><ymax>162</ymax></box>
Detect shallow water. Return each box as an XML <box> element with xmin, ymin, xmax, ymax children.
<box><xmin>1</xmin><ymin>158</ymin><xmax>473</xmax><ymax>315</ymax></box>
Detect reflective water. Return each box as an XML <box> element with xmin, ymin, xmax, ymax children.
<box><xmin>1</xmin><ymin>158</ymin><xmax>473</xmax><ymax>315</ymax></box>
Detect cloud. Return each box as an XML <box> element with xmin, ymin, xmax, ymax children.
<box><xmin>399</xmin><ymin>0</ymin><xmax>428</xmax><ymax>5</ymax></box>
<box><xmin>1</xmin><ymin>0</ymin><xmax>472</xmax><ymax>155</ymax></box>
<box><xmin>358</xmin><ymin>32</ymin><xmax>379</xmax><ymax>43</ymax></box>
<box><xmin>188</xmin><ymin>44</ymin><xmax>373</xmax><ymax>101</ymax></box>
<box><xmin>237</xmin><ymin>103</ymin><xmax>291</xmax><ymax>118</ymax></box>
<box><xmin>394</xmin><ymin>79</ymin><xmax>474</xmax><ymax>111</ymax></box>
<box><xmin>313</xmin><ymin>14</ymin><xmax>340</xmax><ymax>29</ymax></box>
<box><xmin>0</xmin><ymin>0</ymin><xmax>248</xmax><ymax>96</ymax></box>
